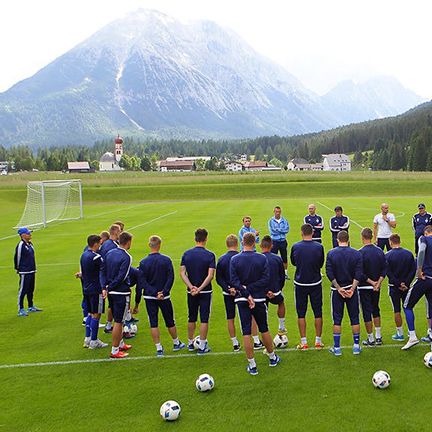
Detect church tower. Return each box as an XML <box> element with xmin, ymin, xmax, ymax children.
<box><xmin>114</xmin><ymin>134</ymin><xmax>123</xmax><ymax>164</ymax></box>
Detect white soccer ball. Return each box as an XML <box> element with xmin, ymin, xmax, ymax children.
<box><xmin>129</xmin><ymin>323</ymin><xmax>138</xmax><ymax>334</ymax></box>
<box><xmin>423</xmin><ymin>351</ymin><xmax>432</xmax><ymax>368</ymax></box>
<box><xmin>372</xmin><ymin>370</ymin><xmax>391</xmax><ymax>389</ymax></box>
<box><xmin>273</xmin><ymin>334</ymin><xmax>288</xmax><ymax>348</ymax></box>
<box><xmin>123</xmin><ymin>325</ymin><xmax>130</xmax><ymax>334</ymax></box>
<box><xmin>193</xmin><ymin>336</ymin><xmax>201</xmax><ymax>350</ymax></box>
<box><xmin>195</xmin><ymin>373</ymin><xmax>215</xmax><ymax>392</ymax></box>
<box><xmin>160</xmin><ymin>400</ymin><xmax>181</xmax><ymax>421</ymax></box>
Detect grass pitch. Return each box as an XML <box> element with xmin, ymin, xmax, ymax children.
<box><xmin>0</xmin><ymin>171</ymin><xmax>431</xmax><ymax>432</ymax></box>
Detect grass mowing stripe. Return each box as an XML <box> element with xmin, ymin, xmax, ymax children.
<box><xmin>0</xmin><ymin>343</ymin><xmax>408</xmax><ymax>370</ymax></box>
<box><xmin>128</xmin><ymin>210</ymin><xmax>178</xmax><ymax>231</ymax></box>
<box><xmin>317</xmin><ymin>200</ymin><xmax>364</xmax><ymax>229</ymax></box>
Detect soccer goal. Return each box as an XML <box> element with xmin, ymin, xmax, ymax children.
<box><xmin>15</xmin><ymin>179</ymin><xmax>83</xmax><ymax>228</ymax></box>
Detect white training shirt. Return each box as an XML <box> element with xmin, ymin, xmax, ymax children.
<box><xmin>373</xmin><ymin>213</ymin><xmax>396</xmax><ymax>238</ymax></box>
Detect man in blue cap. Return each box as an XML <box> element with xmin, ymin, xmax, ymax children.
<box><xmin>14</xmin><ymin>227</ymin><xmax>42</xmax><ymax>316</ymax></box>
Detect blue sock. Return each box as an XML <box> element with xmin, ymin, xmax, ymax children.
<box><xmin>333</xmin><ymin>333</ymin><xmax>341</xmax><ymax>348</ymax></box>
<box><xmin>404</xmin><ymin>308</ymin><xmax>415</xmax><ymax>331</ymax></box>
<box><xmin>90</xmin><ymin>317</ymin><xmax>99</xmax><ymax>341</ymax></box>
<box><xmin>85</xmin><ymin>315</ymin><xmax>91</xmax><ymax>337</ymax></box>
<box><xmin>353</xmin><ymin>333</ymin><xmax>360</xmax><ymax>345</ymax></box>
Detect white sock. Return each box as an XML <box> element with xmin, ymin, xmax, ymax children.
<box><xmin>375</xmin><ymin>327</ymin><xmax>382</xmax><ymax>339</ymax></box>
<box><xmin>315</xmin><ymin>336</ymin><xmax>322</xmax><ymax>344</ymax></box>
<box><xmin>199</xmin><ymin>339</ymin><xmax>207</xmax><ymax>350</ymax></box>
<box><xmin>84</xmin><ymin>336</ymin><xmax>90</xmax><ymax>343</ymax></box>
<box><xmin>278</xmin><ymin>318</ymin><xmax>286</xmax><ymax>330</ymax></box>
<box><xmin>428</xmin><ymin>328</ymin><xmax>432</xmax><ymax>336</ymax></box>
<box><xmin>301</xmin><ymin>337</ymin><xmax>307</xmax><ymax>345</ymax></box>
<box><xmin>119</xmin><ymin>339</ymin><xmax>125</xmax><ymax>348</ymax></box>
<box><xmin>285</xmin><ymin>269</ymin><xmax>288</xmax><ymax>275</ymax></box>
<box><xmin>231</xmin><ymin>337</ymin><xmax>239</xmax><ymax>346</ymax></box>
<box><xmin>248</xmin><ymin>358</ymin><xmax>256</xmax><ymax>368</ymax></box>
<box><xmin>252</xmin><ymin>335</ymin><xmax>260</xmax><ymax>344</ymax></box>
<box><xmin>368</xmin><ymin>333</ymin><xmax>374</xmax><ymax>342</ymax></box>
<box><xmin>188</xmin><ymin>338</ymin><xmax>193</xmax><ymax>345</ymax></box>
<box><xmin>156</xmin><ymin>343</ymin><xmax>162</xmax><ymax>351</ymax></box>
<box><xmin>105</xmin><ymin>321</ymin><xmax>112</xmax><ymax>329</ymax></box>
<box><xmin>409</xmin><ymin>330</ymin><xmax>417</xmax><ymax>340</ymax></box>
<box><xmin>397</xmin><ymin>326</ymin><xmax>403</xmax><ymax>336</ymax></box>
<box><xmin>125</xmin><ymin>310</ymin><xmax>132</xmax><ymax>321</ymax></box>
<box><xmin>172</xmin><ymin>337</ymin><xmax>179</xmax><ymax>345</ymax></box>
<box><xmin>268</xmin><ymin>351</ymin><xmax>276</xmax><ymax>360</ymax></box>
<box><xmin>111</xmin><ymin>346</ymin><xmax>119</xmax><ymax>355</ymax></box>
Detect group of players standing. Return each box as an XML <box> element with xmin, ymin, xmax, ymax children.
<box><xmin>14</xmin><ymin>202</ymin><xmax>432</xmax><ymax>375</ymax></box>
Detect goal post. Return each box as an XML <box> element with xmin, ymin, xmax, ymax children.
<box><xmin>15</xmin><ymin>179</ymin><xmax>83</xmax><ymax>228</ymax></box>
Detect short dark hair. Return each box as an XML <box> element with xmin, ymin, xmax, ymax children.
<box><xmin>337</xmin><ymin>230</ymin><xmax>349</xmax><ymax>243</ymax></box>
<box><xmin>260</xmin><ymin>235</ymin><xmax>272</xmax><ymax>249</ymax></box>
<box><xmin>119</xmin><ymin>231</ymin><xmax>133</xmax><ymax>246</ymax></box>
<box><xmin>274</xmin><ymin>206</ymin><xmax>281</xmax><ymax>211</ymax></box>
<box><xmin>243</xmin><ymin>232</ymin><xmax>256</xmax><ymax>246</ymax></box>
<box><xmin>389</xmin><ymin>234</ymin><xmax>401</xmax><ymax>245</ymax></box>
<box><xmin>195</xmin><ymin>228</ymin><xmax>208</xmax><ymax>243</ymax></box>
<box><xmin>87</xmin><ymin>234</ymin><xmax>101</xmax><ymax>247</ymax></box>
<box><xmin>301</xmin><ymin>223</ymin><xmax>313</xmax><ymax>236</ymax></box>
<box><xmin>334</xmin><ymin>206</ymin><xmax>343</xmax><ymax>212</ymax></box>
<box><xmin>361</xmin><ymin>227</ymin><xmax>373</xmax><ymax>240</ymax></box>
<box><xmin>99</xmin><ymin>230</ymin><xmax>109</xmax><ymax>240</ymax></box>
<box><xmin>242</xmin><ymin>216</ymin><xmax>251</xmax><ymax>222</ymax></box>
<box><xmin>424</xmin><ymin>225</ymin><xmax>432</xmax><ymax>235</ymax></box>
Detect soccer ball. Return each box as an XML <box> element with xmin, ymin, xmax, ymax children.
<box><xmin>193</xmin><ymin>336</ymin><xmax>201</xmax><ymax>350</ymax></box>
<box><xmin>423</xmin><ymin>351</ymin><xmax>432</xmax><ymax>368</ymax></box>
<box><xmin>195</xmin><ymin>373</ymin><xmax>215</xmax><ymax>392</ymax></box>
<box><xmin>372</xmin><ymin>370</ymin><xmax>391</xmax><ymax>389</ymax></box>
<box><xmin>160</xmin><ymin>400</ymin><xmax>181</xmax><ymax>421</ymax></box>
<box><xmin>273</xmin><ymin>334</ymin><xmax>288</xmax><ymax>348</ymax></box>
<box><xmin>129</xmin><ymin>323</ymin><xmax>138</xmax><ymax>334</ymax></box>
<box><xmin>123</xmin><ymin>324</ymin><xmax>130</xmax><ymax>334</ymax></box>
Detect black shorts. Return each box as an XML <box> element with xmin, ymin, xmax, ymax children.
<box><xmin>223</xmin><ymin>295</ymin><xmax>236</xmax><ymax>320</ymax></box>
<box><xmin>84</xmin><ymin>293</ymin><xmax>105</xmax><ymax>314</ymax></box>
<box><xmin>377</xmin><ymin>238</ymin><xmax>391</xmax><ymax>252</ymax></box>
<box><xmin>145</xmin><ymin>298</ymin><xmax>175</xmax><ymax>328</ymax></box>
<box><xmin>388</xmin><ymin>286</ymin><xmax>408</xmax><ymax>314</ymax></box>
<box><xmin>187</xmin><ymin>292</ymin><xmax>212</xmax><ymax>323</ymax></box>
<box><xmin>358</xmin><ymin>288</ymin><xmax>381</xmax><ymax>322</ymax></box>
<box><xmin>108</xmin><ymin>294</ymin><xmax>130</xmax><ymax>324</ymax></box>
<box><xmin>295</xmin><ymin>283</ymin><xmax>323</xmax><ymax>318</ymax></box>
<box><xmin>237</xmin><ymin>301</ymin><xmax>268</xmax><ymax>335</ymax></box>
<box><xmin>331</xmin><ymin>289</ymin><xmax>360</xmax><ymax>326</ymax></box>
<box><xmin>271</xmin><ymin>240</ymin><xmax>288</xmax><ymax>264</ymax></box>
<box><xmin>266</xmin><ymin>293</ymin><xmax>284</xmax><ymax>305</ymax></box>
<box><xmin>404</xmin><ymin>278</ymin><xmax>432</xmax><ymax>311</ymax></box>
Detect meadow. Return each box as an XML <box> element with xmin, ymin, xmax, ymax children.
<box><xmin>0</xmin><ymin>170</ymin><xmax>431</xmax><ymax>432</ymax></box>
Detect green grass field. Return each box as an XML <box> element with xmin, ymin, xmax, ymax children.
<box><xmin>0</xmin><ymin>171</ymin><xmax>431</xmax><ymax>432</ymax></box>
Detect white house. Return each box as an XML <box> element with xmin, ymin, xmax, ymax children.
<box><xmin>322</xmin><ymin>154</ymin><xmax>351</xmax><ymax>171</ymax></box>
<box><xmin>243</xmin><ymin>161</ymin><xmax>268</xmax><ymax>171</ymax></box>
<box><xmin>99</xmin><ymin>135</ymin><xmax>124</xmax><ymax>171</ymax></box>
<box><xmin>287</xmin><ymin>158</ymin><xmax>308</xmax><ymax>171</ymax></box>
<box><xmin>225</xmin><ymin>161</ymin><xmax>244</xmax><ymax>172</ymax></box>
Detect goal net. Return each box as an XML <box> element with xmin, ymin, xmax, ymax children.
<box><xmin>15</xmin><ymin>180</ymin><xmax>83</xmax><ymax>228</ymax></box>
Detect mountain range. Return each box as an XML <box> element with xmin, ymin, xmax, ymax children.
<box><xmin>0</xmin><ymin>9</ymin><xmax>426</xmax><ymax>148</ymax></box>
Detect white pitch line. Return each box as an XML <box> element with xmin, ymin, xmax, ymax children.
<box><xmin>128</xmin><ymin>211</ymin><xmax>178</xmax><ymax>231</ymax></box>
<box><xmin>90</xmin><ymin>203</ymin><xmax>146</xmax><ymax>218</ymax></box>
<box><xmin>0</xmin><ymin>344</ymin><xmax>413</xmax><ymax>370</ymax></box>
<box><xmin>317</xmin><ymin>201</ymin><xmax>364</xmax><ymax>229</ymax></box>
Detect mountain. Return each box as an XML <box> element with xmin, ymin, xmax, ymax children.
<box><xmin>0</xmin><ymin>9</ymin><xmax>425</xmax><ymax>148</ymax></box>
<box><xmin>321</xmin><ymin>76</ymin><xmax>425</xmax><ymax>125</ymax></box>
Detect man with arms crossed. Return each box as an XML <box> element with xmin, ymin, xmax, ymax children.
<box><xmin>373</xmin><ymin>203</ymin><xmax>396</xmax><ymax>251</ymax></box>
<box><xmin>238</xmin><ymin>216</ymin><xmax>259</xmax><ymax>251</ymax></box>
<box><xmin>180</xmin><ymin>228</ymin><xmax>216</xmax><ymax>355</ymax></box>
<box><xmin>268</xmin><ymin>206</ymin><xmax>290</xmax><ymax>278</ymax></box>
<box><xmin>304</xmin><ymin>204</ymin><xmax>324</xmax><ymax>244</ymax></box>
<box><xmin>326</xmin><ymin>231</ymin><xmax>363</xmax><ymax>356</ymax></box>
<box><xmin>230</xmin><ymin>232</ymin><xmax>281</xmax><ymax>375</ymax></box>
<box><xmin>329</xmin><ymin>206</ymin><xmax>350</xmax><ymax>249</ymax></box>
<box><xmin>290</xmin><ymin>224</ymin><xmax>325</xmax><ymax>350</ymax></box>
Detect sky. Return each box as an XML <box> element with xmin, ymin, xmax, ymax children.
<box><xmin>1</xmin><ymin>0</ymin><xmax>432</xmax><ymax>98</ymax></box>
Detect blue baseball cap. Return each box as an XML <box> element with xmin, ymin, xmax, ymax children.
<box><xmin>17</xmin><ymin>227</ymin><xmax>32</xmax><ymax>235</ymax></box>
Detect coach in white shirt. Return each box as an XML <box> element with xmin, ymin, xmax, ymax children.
<box><xmin>373</xmin><ymin>203</ymin><xmax>396</xmax><ymax>251</ymax></box>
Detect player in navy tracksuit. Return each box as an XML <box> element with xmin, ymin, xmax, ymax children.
<box><xmin>216</xmin><ymin>234</ymin><xmax>241</xmax><ymax>351</ymax></box>
<box><xmin>385</xmin><ymin>234</ymin><xmax>416</xmax><ymax>341</ymax></box>
<box><xmin>14</xmin><ymin>227</ymin><xmax>42</xmax><ymax>316</ymax></box>
<box><xmin>180</xmin><ymin>228</ymin><xmax>216</xmax><ymax>355</ymax></box>
<box><xmin>402</xmin><ymin>225</ymin><xmax>432</xmax><ymax>350</ymax></box>
<box><xmin>329</xmin><ymin>206</ymin><xmax>350</xmax><ymax>248</ymax></box>
<box><xmin>326</xmin><ymin>230</ymin><xmax>363</xmax><ymax>356</ymax></box>
<box><xmin>230</xmin><ymin>232</ymin><xmax>281</xmax><ymax>375</ymax></box>
<box><xmin>99</xmin><ymin>224</ymin><xmax>121</xmax><ymax>333</ymax></box>
<box><xmin>100</xmin><ymin>231</ymin><xmax>134</xmax><ymax>358</ymax></box>
<box><xmin>260</xmin><ymin>235</ymin><xmax>287</xmax><ymax>336</ymax></box>
<box><xmin>304</xmin><ymin>204</ymin><xmax>324</xmax><ymax>243</ymax></box>
<box><xmin>358</xmin><ymin>228</ymin><xmax>387</xmax><ymax>346</ymax></box>
<box><xmin>80</xmin><ymin>234</ymin><xmax>108</xmax><ymax>350</ymax></box>
<box><xmin>412</xmin><ymin>203</ymin><xmax>432</xmax><ymax>255</ymax></box>
<box><xmin>290</xmin><ymin>223</ymin><xmax>325</xmax><ymax>350</ymax></box>
<box><xmin>135</xmin><ymin>235</ymin><xmax>185</xmax><ymax>357</ymax></box>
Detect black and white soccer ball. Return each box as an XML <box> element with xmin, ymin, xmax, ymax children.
<box><xmin>193</xmin><ymin>336</ymin><xmax>201</xmax><ymax>350</ymax></box>
<box><xmin>160</xmin><ymin>400</ymin><xmax>181</xmax><ymax>421</ymax></box>
<box><xmin>273</xmin><ymin>334</ymin><xmax>288</xmax><ymax>348</ymax></box>
<box><xmin>372</xmin><ymin>370</ymin><xmax>391</xmax><ymax>389</ymax></box>
<box><xmin>423</xmin><ymin>351</ymin><xmax>432</xmax><ymax>368</ymax></box>
<box><xmin>195</xmin><ymin>373</ymin><xmax>215</xmax><ymax>392</ymax></box>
